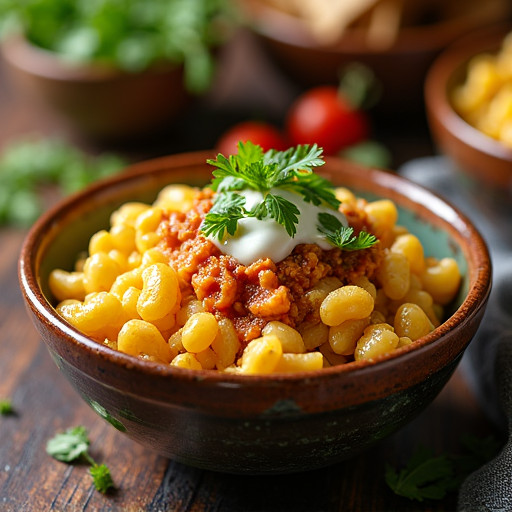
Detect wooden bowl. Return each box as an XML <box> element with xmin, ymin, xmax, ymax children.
<box><xmin>18</xmin><ymin>151</ymin><xmax>491</xmax><ymax>474</ymax></box>
<box><xmin>239</xmin><ymin>0</ymin><xmax>511</xmax><ymax>114</ymax></box>
<box><xmin>425</xmin><ymin>26</ymin><xmax>512</xmax><ymax>204</ymax></box>
<box><xmin>1</xmin><ymin>35</ymin><xmax>192</xmax><ymax>141</ymax></box>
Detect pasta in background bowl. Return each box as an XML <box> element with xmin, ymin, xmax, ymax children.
<box><xmin>19</xmin><ymin>150</ymin><xmax>491</xmax><ymax>473</ymax></box>
<box><xmin>425</xmin><ymin>25</ymin><xmax>512</xmax><ymax>210</ymax></box>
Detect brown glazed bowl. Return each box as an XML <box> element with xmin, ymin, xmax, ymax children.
<box><xmin>425</xmin><ymin>26</ymin><xmax>512</xmax><ymax>205</ymax></box>
<box><xmin>1</xmin><ymin>35</ymin><xmax>192</xmax><ymax>141</ymax></box>
<box><xmin>19</xmin><ymin>151</ymin><xmax>491</xmax><ymax>474</ymax></box>
<box><xmin>239</xmin><ymin>0</ymin><xmax>511</xmax><ymax>113</ymax></box>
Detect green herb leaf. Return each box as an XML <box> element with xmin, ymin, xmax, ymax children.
<box><xmin>252</xmin><ymin>193</ymin><xmax>300</xmax><ymax>237</ymax></box>
<box><xmin>283</xmin><ymin>171</ymin><xmax>340</xmax><ymax>209</ymax></box>
<box><xmin>208</xmin><ymin>141</ymin><xmax>331</xmax><ymax>205</ymax></box>
<box><xmin>204</xmin><ymin>142</ymin><xmax>344</xmax><ymax>240</ymax></box>
<box><xmin>0</xmin><ymin>0</ymin><xmax>235</xmax><ymax>93</ymax></box>
<box><xmin>385</xmin><ymin>436</ymin><xmax>502</xmax><ymax>502</ymax></box>
<box><xmin>385</xmin><ymin>447</ymin><xmax>454</xmax><ymax>502</ymax></box>
<box><xmin>318</xmin><ymin>213</ymin><xmax>377</xmax><ymax>251</ymax></box>
<box><xmin>264</xmin><ymin>143</ymin><xmax>325</xmax><ymax>177</ymax></box>
<box><xmin>201</xmin><ymin>209</ymin><xmax>245</xmax><ymax>240</ymax></box>
<box><xmin>317</xmin><ymin>212</ymin><xmax>343</xmax><ymax>232</ymax></box>
<box><xmin>90</xmin><ymin>463</ymin><xmax>115</xmax><ymax>494</ymax></box>
<box><xmin>46</xmin><ymin>426</ymin><xmax>91</xmax><ymax>463</ymax></box>
<box><xmin>201</xmin><ymin>190</ymin><xmax>247</xmax><ymax>240</ymax></box>
<box><xmin>47</xmin><ymin>425</ymin><xmax>116</xmax><ymax>494</ymax></box>
<box><xmin>0</xmin><ymin>399</ymin><xmax>14</xmax><ymax>416</ymax></box>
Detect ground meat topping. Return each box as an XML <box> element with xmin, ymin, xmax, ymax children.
<box><xmin>158</xmin><ymin>190</ymin><xmax>383</xmax><ymax>343</ymax></box>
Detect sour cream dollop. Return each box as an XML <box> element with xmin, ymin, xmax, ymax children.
<box><xmin>208</xmin><ymin>188</ymin><xmax>347</xmax><ymax>265</ymax></box>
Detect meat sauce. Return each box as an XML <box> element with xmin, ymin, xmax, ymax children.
<box><xmin>159</xmin><ymin>190</ymin><xmax>382</xmax><ymax>343</ymax></box>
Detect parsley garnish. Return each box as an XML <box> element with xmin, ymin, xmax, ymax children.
<box><xmin>209</xmin><ymin>143</ymin><xmax>328</xmax><ymax>196</ymax></box>
<box><xmin>202</xmin><ymin>142</ymin><xmax>378</xmax><ymax>249</ymax></box>
<box><xmin>90</xmin><ymin>463</ymin><xmax>115</xmax><ymax>494</ymax></box>
<box><xmin>203</xmin><ymin>142</ymin><xmax>333</xmax><ymax>240</ymax></box>
<box><xmin>385</xmin><ymin>446</ymin><xmax>454</xmax><ymax>502</ymax></box>
<box><xmin>385</xmin><ymin>435</ymin><xmax>502</xmax><ymax>502</ymax></box>
<box><xmin>46</xmin><ymin>426</ymin><xmax>115</xmax><ymax>494</ymax></box>
<box><xmin>317</xmin><ymin>212</ymin><xmax>377</xmax><ymax>251</ymax></box>
<box><xmin>0</xmin><ymin>399</ymin><xmax>14</xmax><ymax>415</ymax></box>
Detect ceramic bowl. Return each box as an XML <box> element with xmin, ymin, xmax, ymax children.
<box><xmin>19</xmin><ymin>151</ymin><xmax>491</xmax><ymax>474</ymax></box>
<box><xmin>1</xmin><ymin>34</ymin><xmax>193</xmax><ymax>141</ymax></box>
<box><xmin>238</xmin><ymin>0</ymin><xmax>511</xmax><ymax>114</ymax></box>
<box><xmin>425</xmin><ymin>26</ymin><xmax>512</xmax><ymax>206</ymax></box>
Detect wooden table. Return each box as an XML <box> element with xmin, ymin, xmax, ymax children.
<box><xmin>0</xmin><ymin>30</ymin><xmax>499</xmax><ymax>512</ymax></box>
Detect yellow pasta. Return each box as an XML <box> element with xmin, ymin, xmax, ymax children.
<box><xmin>137</xmin><ymin>263</ymin><xmax>180</xmax><ymax>321</ymax></box>
<box><xmin>181</xmin><ymin>312</ymin><xmax>218</xmax><ymax>353</ymax></box>
<box><xmin>118</xmin><ymin>319</ymin><xmax>172</xmax><ymax>363</ymax></box>
<box><xmin>273</xmin><ymin>352</ymin><xmax>323</xmax><ymax>373</ymax></box>
<box><xmin>394</xmin><ymin>303</ymin><xmax>434</xmax><ymax>341</ymax></box>
<box><xmin>320</xmin><ymin>285</ymin><xmax>374</xmax><ymax>327</ymax></box>
<box><xmin>329</xmin><ymin>317</ymin><xmax>370</xmax><ymax>355</ymax></box>
<box><xmin>83</xmin><ymin>252</ymin><xmax>122</xmax><ymax>294</ymax></box>
<box><xmin>49</xmin><ymin>177</ymin><xmax>463</xmax><ymax>375</ymax></box>
<box><xmin>377</xmin><ymin>250</ymin><xmax>410</xmax><ymax>300</ymax></box>
<box><xmin>48</xmin><ymin>269</ymin><xmax>86</xmax><ymax>302</ymax></box>
<box><xmin>262</xmin><ymin>321</ymin><xmax>305</xmax><ymax>353</ymax></box>
<box><xmin>422</xmin><ymin>257</ymin><xmax>461</xmax><ymax>306</ymax></box>
<box><xmin>453</xmin><ymin>32</ymin><xmax>512</xmax><ymax>148</ymax></box>
<box><xmin>354</xmin><ymin>323</ymin><xmax>400</xmax><ymax>361</ymax></box>
<box><xmin>240</xmin><ymin>335</ymin><xmax>283</xmax><ymax>375</ymax></box>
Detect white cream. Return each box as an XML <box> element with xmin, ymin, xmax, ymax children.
<box><xmin>208</xmin><ymin>188</ymin><xmax>347</xmax><ymax>265</ymax></box>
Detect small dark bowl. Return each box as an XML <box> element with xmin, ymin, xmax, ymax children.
<box><xmin>239</xmin><ymin>0</ymin><xmax>510</xmax><ymax>113</ymax></box>
<box><xmin>19</xmin><ymin>151</ymin><xmax>491</xmax><ymax>474</ymax></box>
<box><xmin>425</xmin><ymin>26</ymin><xmax>512</xmax><ymax>206</ymax></box>
<box><xmin>1</xmin><ymin>35</ymin><xmax>192</xmax><ymax>141</ymax></box>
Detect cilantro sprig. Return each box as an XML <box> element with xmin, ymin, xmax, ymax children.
<box><xmin>318</xmin><ymin>212</ymin><xmax>377</xmax><ymax>251</ymax></box>
<box><xmin>202</xmin><ymin>142</ymin><xmax>378</xmax><ymax>252</ymax></box>
<box><xmin>0</xmin><ymin>399</ymin><xmax>14</xmax><ymax>416</ymax></box>
<box><xmin>385</xmin><ymin>435</ymin><xmax>502</xmax><ymax>502</ymax></box>
<box><xmin>203</xmin><ymin>142</ymin><xmax>332</xmax><ymax>239</ymax></box>
<box><xmin>209</xmin><ymin>142</ymin><xmax>333</xmax><ymax>203</ymax></box>
<box><xmin>46</xmin><ymin>426</ymin><xmax>115</xmax><ymax>494</ymax></box>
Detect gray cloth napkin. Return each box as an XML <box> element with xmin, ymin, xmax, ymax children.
<box><xmin>398</xmin><ymin>156</ymin><xmax>512</xmax><ymax>511</ymax></box>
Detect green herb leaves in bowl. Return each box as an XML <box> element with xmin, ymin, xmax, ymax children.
<box><xmin>0</xmin><ymin>0</ymin><xmax>235</xmax><ymax>93</ymax></box>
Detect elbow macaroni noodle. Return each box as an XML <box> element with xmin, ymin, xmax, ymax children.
<box><xmin>452</xmin><ymin>31</ymin><xmax>512</xmax><ymax>148</ymax></box>
<box><xmin>49</xmin><ymin>184</ymin><xmax>462</xmax><ymax>374</ymax></box>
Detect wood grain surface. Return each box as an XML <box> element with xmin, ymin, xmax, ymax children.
<box><xmin>0</xmin><ymin>29</ymin><xmax>499</xmax><ymax>512</ymax></box>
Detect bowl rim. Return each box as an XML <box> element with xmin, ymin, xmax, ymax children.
<box><xmin>425</xmin><ymin>24</ymin><xmax>512</xmax><ymax>162</ymax></box>
<box><xmin>18</xmin><ymin>150</ymin><xmax>492</xmax><ymax>397</ymax></box>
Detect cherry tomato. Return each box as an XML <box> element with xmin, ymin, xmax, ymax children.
<box><xmin>286</xmin><ymin>86</ymin><xmax>369</xmax><ymax>155</ymax></box>
<box><xmin>216</xmin><ymin>121</ymin><xmax>288</xmax><ymax>155</ymax></box>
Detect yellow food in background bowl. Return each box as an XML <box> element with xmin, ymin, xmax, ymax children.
<box><xmin>453</xmin><ymin>31</ymin><xmax>512</xmax><ymax>148</ymax></box>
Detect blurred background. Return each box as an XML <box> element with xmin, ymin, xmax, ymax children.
<box><xmin>0</xmin><ymin>0</ymin><xmax>510</xmax><ymax>228</ymax></box>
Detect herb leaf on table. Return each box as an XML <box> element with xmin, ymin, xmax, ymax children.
<box><xmin>385</xmin><ymin>447</ymin><xmax>454</xmax><ymax>502</ymax></box>
<box><xmin>385</xmin><ymin>435</ymin><xmax>502</xmax><ymax>502</ymax></box>
<box><xmin>0</xmin><ymin>399</ymin><xmax>14</xmax><ymax>415</ymax></box>
<box><xmin>47</xmin><ymin>426</ymin><xmax>115</xmax><ymax>493</ymax></box>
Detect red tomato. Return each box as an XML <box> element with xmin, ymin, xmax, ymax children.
<box><xmin>216</xmin><ymin>121</ymin><xmax>288</xmax><ymax>155</ymax></box>
<box><xmin>286</xmin><ymin>86</ymin><xmax>369</xmax><ymax>155</ymax></box>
